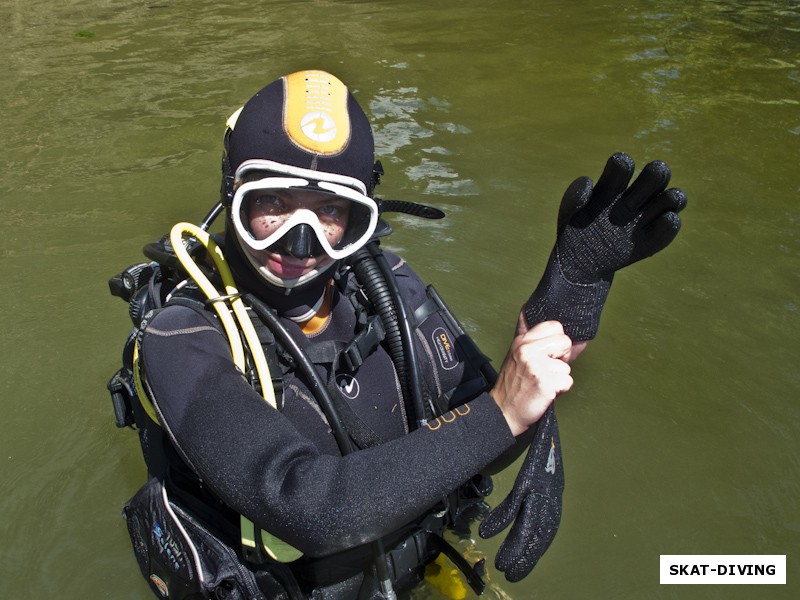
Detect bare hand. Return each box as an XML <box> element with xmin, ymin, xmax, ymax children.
<box><xmin>491</xmin><ymin>318</ymin><xmax>574</xmax><ymax>436</ymax></box>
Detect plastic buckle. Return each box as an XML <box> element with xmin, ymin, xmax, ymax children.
<box><xmin>341</xmin><ymin>316</ymin><xmax>385</xmax><ymax>372</ymax></box>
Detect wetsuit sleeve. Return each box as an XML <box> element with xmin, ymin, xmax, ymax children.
<box><xmin>140</xmin><ymin>304</ymin><xmax>515</xmax><ymax>558</ymax></box>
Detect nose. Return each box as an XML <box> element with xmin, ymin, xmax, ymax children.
<box><xmin>275</xmin><ymin>223</ymin><xmax>325</xmax><ymax>259</ymax></box>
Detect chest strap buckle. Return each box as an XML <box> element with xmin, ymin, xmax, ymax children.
<box><xmin>341</xmin><ymin>315</ymin><xmax>386</xmax><ymax>372</ymax></box>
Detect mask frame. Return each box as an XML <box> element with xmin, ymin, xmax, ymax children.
<box><xmin>231</xmin><ymin>176</ymin><xmax>378</xmax><ymax>261</ymax></box>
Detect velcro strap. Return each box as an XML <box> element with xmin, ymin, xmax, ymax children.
<box><xmin>303</xmin><ymin>340</ymin><xmax>346</xmax><ymax>365</ymax></box>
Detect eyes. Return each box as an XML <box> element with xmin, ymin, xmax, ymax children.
<box><xmin>250</xmin><ymin>193</ymin><xmax>348</xmax><ymax>223</ymax></box>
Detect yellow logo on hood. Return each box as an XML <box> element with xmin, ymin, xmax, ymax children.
<box><xmin>284</xmin><ymin>70</ymin><xmax>351</xmax><ymax>155</ymax></box>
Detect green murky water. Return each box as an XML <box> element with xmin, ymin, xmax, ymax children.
<box><xmin>1</xmin><ymin>1</ymin><xmax>798</xmax><ymax>598</ymax></box>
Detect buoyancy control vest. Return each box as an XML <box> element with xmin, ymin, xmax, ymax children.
<box><xmin>108</xmin><ymin>234</ymin><xmax>496</xmax><ymax>600</ymax></box>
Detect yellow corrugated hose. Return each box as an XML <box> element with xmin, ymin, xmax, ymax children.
<box><xmin>169</xmin><ymin>222</ymin><xmax>275</xmax><ymax>408</ymax></box>
<box><xmin>167</xmin><ymin>222</ymin><xmax>301</xmax><ymax>562</ymax></box>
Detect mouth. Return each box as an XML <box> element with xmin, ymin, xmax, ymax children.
<box><xmin>261</xmin><ymin>252</ymin><xmax>332</xmax><ymax>279</ymax></box>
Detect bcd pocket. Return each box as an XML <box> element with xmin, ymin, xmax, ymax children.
<box><xmin>122</xmin><ymin>478</ymin><xmax>266</xmax><ymax>599</ymax></box>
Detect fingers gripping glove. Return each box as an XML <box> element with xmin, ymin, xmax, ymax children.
<box><xmin>524</xmin><ymin>152</ymin><xmax>687</xmax><ymax>341</ymax></box>
<box><xmin>478</xmin><ymin>406</ymin><xmax>563</xmax><ymax>582</ymax></box>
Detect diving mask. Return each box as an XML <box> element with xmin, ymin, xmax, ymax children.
<box><xmin>232</xmin><ymin>178</ymin><xmax>378</xmax><ymax>261</ymax></box>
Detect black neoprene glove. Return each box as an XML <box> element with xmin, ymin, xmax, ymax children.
<box><xmin>524</xmin><ymin>152</ymin><xmax>687</xmax><ymax>341</ymax></box>
<box><xmin>478</xmin><ymin>405</ymin><xmax>563</xmax><ymax>582</ymax></box>
<box><xmin>480</xmin><ymin>153</ymin><xmax>686</xmax><ymax>583</ymax></box>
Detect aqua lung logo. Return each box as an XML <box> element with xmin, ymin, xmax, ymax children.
<box><xmin>153</xmin><ymin>520</ymin><xmax>185</xmax><ymax>573</ymax></box>
<box><xmin>431</xmin><ymin>327</ymin><xmax>458</xmax><ymax>370</ymax></box>
<box><xmin>545</xmin><ymin>438</ymin><xmax>556</xmax><ymax>474</ymax></box>
<box><xmin>300</xmin><ymin>112</ymin><xmax>337</xmax><ymax>143</ymax></box>
<box><xmin>336</xmin><ymin>373</ymin><xmax>360</xmax><ymax>399</ymax></box>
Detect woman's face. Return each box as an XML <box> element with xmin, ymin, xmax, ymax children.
<box><xmin>245</xmin><ymin>189</ymin><xmax>350</xmax><ymax>280</ymax></box>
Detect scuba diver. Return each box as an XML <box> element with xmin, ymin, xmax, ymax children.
<box><xmin>107</xmin><ymin>69</ymin><xmax>686</xmax><ymax>599</ymax></box>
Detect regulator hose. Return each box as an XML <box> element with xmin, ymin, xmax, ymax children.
<box><xmin>350</xmin><ymin>242</ymin><xmax>427</xmax><ymax>429</ymax></box>
<box><xmin>348</xmin><ymin>245</ymin><xmax>408</xmax><ymax>418</ymax></box>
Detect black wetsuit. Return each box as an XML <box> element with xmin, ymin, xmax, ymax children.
<box><xmin>135</xmin><ymin>251</ymin><xmax>514</xmax><ymax>596</ymax></box>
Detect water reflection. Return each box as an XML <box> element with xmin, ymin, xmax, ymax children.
<box><xmin>371</xmin><ymin>84</ymin><xmax>478</xmax><ymax>196</ymax></box>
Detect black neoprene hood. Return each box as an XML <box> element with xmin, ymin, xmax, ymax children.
<box><xmin>227</xmin><ymin>74</ymin><xmax>376</xmax><ymax>192</ymax></box>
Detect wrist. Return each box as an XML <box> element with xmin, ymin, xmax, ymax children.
<box><xmin>524</xmin><ymin>251</ymin><xmax>612</xmax><ymax>341</ymax></box>
<box><xmin>489</xmin><ymin>381</ymin><xmax>527</xmax><ymax>437</ymax></box>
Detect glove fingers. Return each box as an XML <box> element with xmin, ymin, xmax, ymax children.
<box><xmin>493</xmin><ymin>494</ymin><xmax>536</xmax><ymax>573</ymax></box>
<box><xmin>481</xmin><ymin>409</ymin><xmax>560</xmax><ymax>540</ymax></box>
<box><xmin>503</xmin><ymin>498</ymin><xmax>562</xmax><ymax>582</ymax></box>
<box><xmin>639</xmin><ymin>187</ymin><xmax>687</xmax><ymax>224</ymax></box>
<box><xmin>492</xmin><ymin>409</ymin><xmax>565</xmax><ymax>580</ymax></box>
<box><xmin>494</xmin><ymin>493</ymin><xmax>562</xmax><ymax>582</ymax></box>
<box><xmin>636</xmin><ymin>210</ymin><xmax>683</xmax><ymax>259</ymax></box>
<box><xmin>621</xmin><ymin>160</ymin><xmax>672</xmax><ymax>213</ymax></box>
<box><xmin>590</xmin><ymin>152</ymin><xmax>636</xmax><ymax>213</ymax></box>
<box><xmin>479</xmin><ymin>490</ymin><xmax>522</xmax><ymax>539</ymax></box>
<box><xmin>557</xmin><ymin>176</ymin><xmax>593</xmax><ymax>232</ymax></box>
